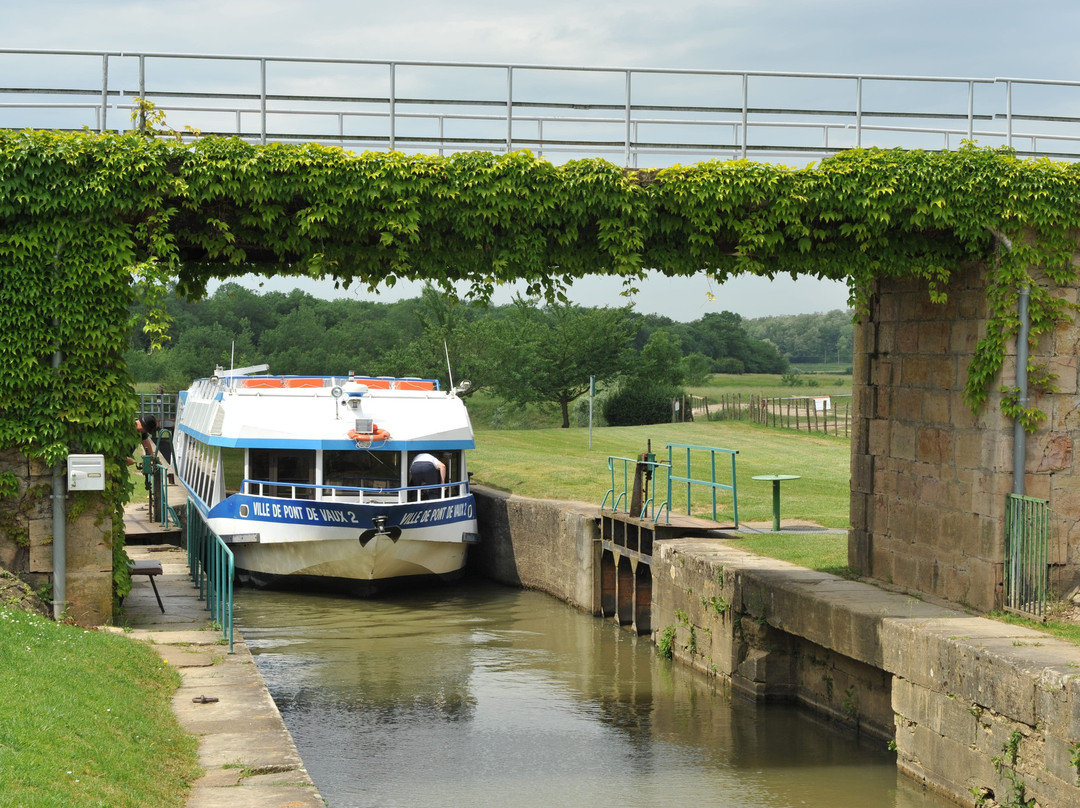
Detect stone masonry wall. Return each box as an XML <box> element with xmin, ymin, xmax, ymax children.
<box><xmin>652</xmin><ymin>538</ymin><xmax>1080</xmax><ymax>808</ymax></box>
<box><xmin>0</xmin><ymin>449</ymin><xmax>114</xmax><ymax>625</ymax></box>
<box><xmin>470</xmin><ymin>486</ymin><xmax>601</xmax><ymax>613</ymax></box>
<box><xmin>849</xmin><ymin>261</ymin><xmax>1080</xmax><ymax>611</ymax></box>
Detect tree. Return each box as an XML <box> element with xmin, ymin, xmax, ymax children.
<box><xmin>486</xmin><ymin>301</ymin><xmax>634</xmax><ymax>428</ymax></box>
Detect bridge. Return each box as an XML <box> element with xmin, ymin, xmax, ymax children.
<box><xmin>3</xmin><ymin>48</ymin><xmax>1080</xmax><ymax>165</ymax></box>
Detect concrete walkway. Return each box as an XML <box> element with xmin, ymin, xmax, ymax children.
<box><xmin>113</xmin><ymin>535</ymin><xmax>324</xmax><ymax>807</ymax></box>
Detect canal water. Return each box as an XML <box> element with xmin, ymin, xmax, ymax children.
<box><xmin>236</xmin><ymin>580</ymin><xmax>954</xmax><ymax>808</ymax></box>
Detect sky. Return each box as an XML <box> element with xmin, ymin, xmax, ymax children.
<box><xmin>7</xmin><ymin>0</ymin><xmax>1080</xmax><ymax>320</ymax></box>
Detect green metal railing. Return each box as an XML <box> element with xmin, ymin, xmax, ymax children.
<box><xmin>186</xmin><ymin>501</ymin><xmax>235</xmax><ymax>652</ymax></box>
<box><xmin>601</xmin><ymin>455</ymin><xmax>672</xmax><ymax>522</ymax></box>
<box><xmin>667</xmin><ymin>443</ymin><xmax>739</xmax><ymax>527</ymax></box>
<box><xmin>1004</xmin><ymin>493</ymin><xmax>1051</xmax><ymax>619</ymax></box>
<box><xmin>601</xmin><ymin>443</ymin><xmax>739</xmax><ymax>526</ymax></box>
<box><xmin>153</xmin><ymin>462</ymin><xmax>181</xmax><ymax>529</ymax></box>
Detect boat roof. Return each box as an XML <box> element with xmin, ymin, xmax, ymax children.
<box><xmin>177</xmin><ymin>373</ymin><xmax>474</xmax><ymax>451</ymax></box>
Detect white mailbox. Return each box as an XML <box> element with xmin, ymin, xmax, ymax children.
<box><xmin>68</xmin><ymin>454</ymin><xmax>106</xmax><ymax>491</ymax></box>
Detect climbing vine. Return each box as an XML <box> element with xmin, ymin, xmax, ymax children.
<box><xmin>2</xmin><ymin>130</ymin><xmax>1080</xmax><ymax>598</ymax></box>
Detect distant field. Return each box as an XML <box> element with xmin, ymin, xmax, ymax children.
<box><xmin>686</xmin><ymin>372</ymin><xmax>852</xmax><ymax>399</ymax></box>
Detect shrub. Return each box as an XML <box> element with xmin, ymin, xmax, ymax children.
<box><xmin>603</xmin><ymin>382</ymin><xmax>684</xmax><ymax>426</ymax></box>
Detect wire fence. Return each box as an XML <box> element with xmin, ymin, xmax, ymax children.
<box><xmin>708</xmin><ymin>393</ymin><xmax>852</xmax><ymax>437</ymax></box>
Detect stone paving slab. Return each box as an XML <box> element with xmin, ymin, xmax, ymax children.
<box><xmin>115</xmin><ymin>540</ymin><xmax>324</xmax><ymax>808</ymax></box>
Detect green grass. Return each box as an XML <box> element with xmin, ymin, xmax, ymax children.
<box><xmin>685</xmin><ymin>372</ymin><xmax>852</xmax><ymax>400</ymax></box>
<box><xmin>0</xmin><ymin>609</ymin><xmax>200</xmax><ymax>807</ymax></box>
<box><xmin>737</xmin><ymin>532</ymin><xmax>850</xmax><ymax>577</ymax></box>
<box><xmin>986</xmin><ymin>610</ymin><xmax>1080</xmax><ymax>646</ymax></box>
<box><xmin>470</xmin><ymin>419</ymin><xmax>851</xmax><ymax>529</ymax></box>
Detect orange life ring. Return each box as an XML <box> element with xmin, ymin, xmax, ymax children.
<box><xmin>348</xmin><ymin>424</ymin><xmax>391</xmax><ymax>443</ymax></box>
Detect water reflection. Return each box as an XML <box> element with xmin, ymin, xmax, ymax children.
<box><xmin>237</xmin><ymin>579</ymin><xmax>952</xmax><ymax>808</ymax></box>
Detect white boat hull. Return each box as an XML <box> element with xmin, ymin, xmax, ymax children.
<box><xmin>203</xmin><ymin>492</ymin><xmax>477</xmax><ymax>591</ymax></box>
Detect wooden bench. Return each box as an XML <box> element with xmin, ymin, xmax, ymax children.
<box><xmin>130</xmin><ymin>559</ymin><xmax>164</xmax><ymax>613</ymax></box>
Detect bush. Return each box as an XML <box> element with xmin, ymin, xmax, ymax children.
<box><xmin>715</xmin><ymin>357</ymin><xmax>745</xmax><ymax>374</ymax></box>
<box><xmin>603</xmin><ymin>382</ymin><xmax>684</xmax><ymax>426</ymax></box>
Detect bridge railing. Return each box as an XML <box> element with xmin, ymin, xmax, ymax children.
<box><xmin>4</xmin><ymin>49</ymin><xmax>1080</xmax><ymax>164</ymax></box>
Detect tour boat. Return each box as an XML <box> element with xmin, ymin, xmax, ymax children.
<box><xmin>171</xmin><ymin>364</ymin><xmax>479</xmax><ymax>594</ymax></box>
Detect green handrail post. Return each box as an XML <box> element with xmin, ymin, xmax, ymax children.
<box><xmin>185</xmin><ymin>499</ymin><xmax>235</xmax><ymax>652</ymax></box>
<box><xmin>665</xmin><ymin>443</ymin><xmax>739</xmax><ymax>527</ymax></box>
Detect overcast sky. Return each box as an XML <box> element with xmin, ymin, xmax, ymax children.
<box><xmin>7</xmin><ymin>1</ymin><xmax>1080</xmax><ymax>320</ymax></box>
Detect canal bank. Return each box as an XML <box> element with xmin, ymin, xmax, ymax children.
<box><xmin>471</xmin><ymin>486</ymin><xmax>1080</xmax><ymax>808</ymax></box>
<box><xmin>112</xmin><ymin>543</ymin><xmax>323</xmax><ymax>808</ymax></box>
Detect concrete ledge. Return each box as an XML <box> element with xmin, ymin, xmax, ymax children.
<box><xmin>651</xmin><ymin>538</ymin><xmax>1080</xmax><ymax>808</ymax></box>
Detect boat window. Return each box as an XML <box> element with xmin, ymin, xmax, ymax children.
<box><xmin>249</xmin><ymin>449</ymin><xmax>315</xmax><ymax>499</ymax></box>
<box><xmin>406</xmin><ymin>451</ymin><xmax>466</xmax><ymax>501</ymax></box>
<box><xmin>324</xmin><ymin>450</ymin><xmax>400</xmax><ymax>491</ymax></box>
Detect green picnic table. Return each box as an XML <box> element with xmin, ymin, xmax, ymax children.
<box><xmin>751</xmin><ymin>474</ymin><xmax>802</xmax><ymax>531</ymax></box>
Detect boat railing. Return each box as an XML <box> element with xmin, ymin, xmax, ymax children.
<box><xmin>240</xmin><ymin>478</ymin><xmax>471</xmax><ymax>503</ymax></box>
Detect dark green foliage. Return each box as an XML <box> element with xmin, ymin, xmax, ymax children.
<box><xmin>603</xmin><ymin>382</ymin><xmax>684</xmax><ymax>426</ymax></box>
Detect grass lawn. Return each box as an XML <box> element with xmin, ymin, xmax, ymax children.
<box><xmin>470</xmin><ymin>419</ymin><xmax>851</xmax><ymax>529</ymax></box>
<box><xmin>0</xmin><ymin>608</ymin><xmax>199</xmax><ymax>807</ymax></box>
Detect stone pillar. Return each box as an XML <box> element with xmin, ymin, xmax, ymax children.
<box><xmin>849</xmin><ymin>260</ymin><xmax>1080</xmax><ymax>610</ymax></box>
<box><xmin>1</xmin><ymin>449</ymin><xmax>114</xmax><ymax>625</ymax></box>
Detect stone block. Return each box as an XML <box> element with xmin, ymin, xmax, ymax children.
<box><xmin>892</xmin><ymin>677</ymin><xmax>979</xmax><ymax>746</ymax></box>
<box><xmin>918</xmin><ymin>321</ymin><xmax>950</xmax><ymax>354</ymax></box>
<box><xmin>922</xmin><ymin>389</ymin><xmax>951</xmax><ymax>424</ymax></box>
<box><xmin>890</xmin><ymin>422</ymin><xmax>917</xmax><ymax>461</ymax></box>
<box><xmin>917</xmin><ymin>426</ymin><xmax>954</xmax><ymax>464</ymax></box>
<box><xmin>64</xmin><ymin>570</ymin><xmax>113</xmax><ymax>626</ymax></box>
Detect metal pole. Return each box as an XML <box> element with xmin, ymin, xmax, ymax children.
<box><xmin>506</xmin><ymin>66</ymin><xmax>513</xmax><ymax>153</ymax></box>
<box><xmin>856</xmin><ymin>76</ymin><xmax>863</xmax><ymax>149</ymax></box>
<box><xmin>1006</xmin><ymin>79</ymin><xmax>1013</xmax><ymax>149</ymax></box>
<box><xmin>1013</xmin><ymin>285</ymin><xmax>1030</xmax><ymax>496</ymax></box>
<box><xmin>740</xmin><ymin>73</ymin><xmax>748</xmax><ymax>159</ymax></box>
<box><xmin>259</xmin><ymin>58</ymin><xmax>267</xmax><ymax>144</ymax></box>
<box><xmin>389</xmin><ymin>62</ymin><xmax>396</xmax><ymax>151</ymax></box>
<box><xmin>589</xmin><ymin>375</ymin><xmax>595</xmax><ymax>450</ymax></box>
<box><xmin>967</xmin><ymin>79</ymin><xmax>974</xmax><ymax>141</ymax></box>
<box><xmin>100</xmin><ymin>53</ymin><xmax>109</xmax><ymax>132</ymax></box>
<box><xmin>624</xmin><ymin>69</ymin><xmax>632</xmax><ymax>167</ymax></box>
<box><xmin>138</xmin><ymin>55</ymin><xmax>146</xmax><ymax>131</ymax></box>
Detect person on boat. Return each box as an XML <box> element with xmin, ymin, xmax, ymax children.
<box><xmin>127</xmin><ymin>415</ymin><xmax>158</xmax><ymax>466</ymax></box>
<box><xmin>409</xmin><ymin>452</ymin><xmax>446</xmax><ymax>501</ymax></box>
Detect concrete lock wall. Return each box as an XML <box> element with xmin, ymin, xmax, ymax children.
<box><xmin>471</xmin><ymin>488</ymin><xmax>1080</xmax><ymax>807</ymax></box>
<box><xmin>0</xmin><ymin>450</ymin><xmax>114</xmax><ymax>625</ymax></box>
<box><xmin>849</xmin><ymin>261</ymin><xmax>1080</xmax><ymax>611</ymax></box>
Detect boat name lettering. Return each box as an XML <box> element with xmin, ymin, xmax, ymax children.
<box><xmin>399</xmin><ymin>503</ymin><xmax>471</xmax><ymax>525</ymax></box>
<box><xmin>245</xmin><ymin>501</ymin><xmax>359</xmax><ymax>524</ymax></box>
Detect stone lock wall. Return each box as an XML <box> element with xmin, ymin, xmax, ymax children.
<box><xmin>849</xmin><ymin>262</ymin><xmax>1080</xmax><ymax>611</ymax></box>
<box><xmin>0</xmin><ymin>449</ymin><xmax>114</xmax><ymax>625</ymax></box>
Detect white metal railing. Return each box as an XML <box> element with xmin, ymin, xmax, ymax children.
<box><xmin>3</xmin><ymin>49</ymin><xmax>1080</xmax><ymax>165</ymax></box>
<box><xmin>240</xmin><ymin>477</ymin><xmax>470</xmax><ymax>504</ymax></box>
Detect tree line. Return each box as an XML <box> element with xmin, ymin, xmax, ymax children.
<box><xmin>127</xmin><ymin>283</ymin><xmax>852</xmax><ymax>427</ymax></box>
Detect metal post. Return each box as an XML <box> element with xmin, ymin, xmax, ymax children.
<box><xmin>855</xmin><ymin>76</ymin><xmax>863</xmax><ymax>149</ymax></box>
<box><xmin>967</xmin><ymin>79</ymin><xmax>974</xmax><ymax>141</ymax></box>
<box><xmin>1006</xmin><ymin>79</ymin><xmax>1013</xmax><ymax>149</ymax></box>
<box><xmin>259</xmin><ymin>58</ymin><xmax>267</xmax><ymax>145</ymax></box>
<box><xmin>100</xmin><ymin>53</ymin><xmax>109</xmax><ymax>132</ymax></box>
<box><xmin>1013</xmin><ymin>285</ymin><xmax>1030</xmax><ymax>496</ymax></box>
<box><xmin>740</xmin><ymin>73</ymin><xmax>748</xmax><ymax>159</ymax></box>
<box><xmin>624</xmin><ymin>69</ymin><xmax>632</xmax><ymax>167</ymax></box>
<box><xmin>138</xmin><ymin>55</ymin><xmax>146</xmax><ymax>131</ymax></box>
<box><xmin>506</xmin><ymin>65</ymin><xmax>513</xmax><ymax>153</ymax></box>
<box><xmin>389</xmin><ymin>62</ymin><xmax>396</xmax><ymax>151</ymax></box>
